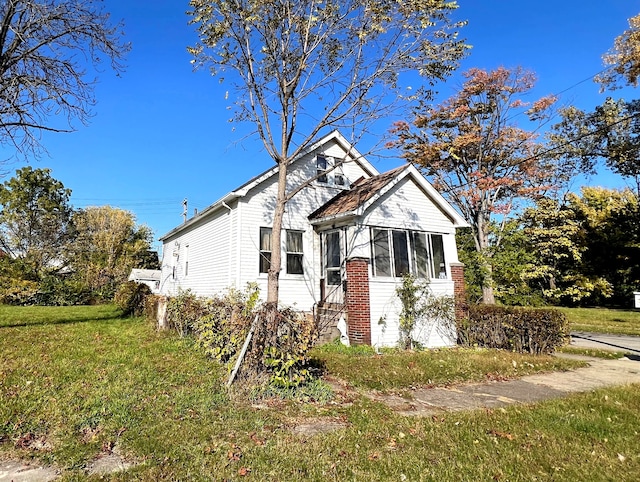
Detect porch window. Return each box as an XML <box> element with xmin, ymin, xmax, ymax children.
<box><xmin>259</xmin><ymin>227</ymin><xmax>272</xmax><ymax>273</ymax></box>
<box><xmin>431</xmin><ymin>234</ymin><xmax>446</xmax><ymax>278</ymax></box>
<box><xmin>372</xmin><ymin>228</ymin><xmax>392</xmax><ymax>276</ymax></box>
<box><xmin>286</xmin><ymin>230</ymin><xmax>304</xmax><ymax>275</ymax></box>
<box><xmin>371</xmin><ymin>228</ymin><xmax>447</xmax><ymax>279</ymax></box>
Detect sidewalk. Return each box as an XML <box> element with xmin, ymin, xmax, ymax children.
<box><xmin>365</xmin><ymin>354</ymin><xmax>640</xmax><ymax>416</ymax></box>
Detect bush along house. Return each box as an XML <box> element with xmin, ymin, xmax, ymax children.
<box><xmin>158</xmin><ymin>131</ymin><xmax>468</xmax><ymax>348</ymax></box>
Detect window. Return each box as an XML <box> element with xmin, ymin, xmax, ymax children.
<box><xmin>371</xmin><ymin>228</ymin><xmax>447</xmax><ymax>279</ymax></box>
<box><xmin>286</xmin><ymin>230</ymin><xmax>304</xmax><ymax>275</ymax></box>
<box><xmin>316</xmin><ymin>155</ymin><xmax>328</xmax><ymax>183</ymax></box>
<box><xmin>334</xmin><ymin>165</ymin><xmax>346</xmax><ymax>186</ymax></box>
<box><xmin>431</xmin><ymin>234</ymin><xmax>446</xmax><ymax>279</ymax></box>
<box><xmin>184</xmin><ymin>244</ymin><xmax>189</xmax><ymax>277</ymax></box>
<box><xmin>325</xmin><ymin>231</ymin><xmax>342</xmax><ymax>285</ymax></box>
<box><xmin>316</xmin><ymin>154</ymin><xmax>349</xmax><ymax>187</ymax></box>
<box><xmin>259</xmin><ymin>227</ymin><xmax>272</xmax><ymax>273</ymax></box>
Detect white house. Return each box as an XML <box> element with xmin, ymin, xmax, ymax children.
<box><xmin>158</xmin><ymin>131</ymin><xmax>468</xmax><ymax>348</ymax></box>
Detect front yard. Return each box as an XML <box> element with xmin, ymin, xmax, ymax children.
<box><xmin>559</xmin><ymin>306</ymin><xmax>640</xmax><ymax>336</ymax></box>
<box><xmin>1</xmin><ymin>305</ymin><xmax>639</xmax><ymax>480</ymax></box>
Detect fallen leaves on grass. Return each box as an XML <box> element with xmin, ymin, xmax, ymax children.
<box><xmin>488</xmin><ymin>430</ymin><xmax>515</xmax><ymax>441</ymax></box>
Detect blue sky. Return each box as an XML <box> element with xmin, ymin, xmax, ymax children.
<box><xmin>1</xmin><ymin>0</ymin><xmax>638</xmax><ymax>251</ymax></box>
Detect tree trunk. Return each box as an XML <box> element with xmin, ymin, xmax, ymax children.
<box><xmin>481</xmin><ymin>273</ymin><xmax>496</xmax><ymax>304</ymax></box>
<box><xmin>476</xmin><ymin>212</ymin><xmax>496</xmax><ymax>305</ymax></box>
<box><xmin>266</xmin><ymin>160</ymin><xmax>288</xmax><ymax>305</ymax></box>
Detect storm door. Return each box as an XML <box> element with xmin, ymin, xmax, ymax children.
<box><xmin>323</xmin><ymin>230</ymin><xmax>344</xmax><ymax>304</ymax></box>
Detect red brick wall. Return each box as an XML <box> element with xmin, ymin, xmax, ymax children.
<box><xmin>345</xmin><ymin>257</ymin><xmax>371</xmax><ymax>345</ymax></box>
<box><xmin>450</xmin><ymin>262</ymin><xmax>467</xmax><ymax>321</ymax></box>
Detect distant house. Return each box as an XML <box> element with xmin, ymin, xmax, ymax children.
<box><xmin>158</xmin><ymin>131</ymin><xmax>468</xmax><ymax>348</ymax></box>
<box><xmin>128</xmin><ymin>269</ymin><xmax>161</xmax><ymax>294</ymax></box>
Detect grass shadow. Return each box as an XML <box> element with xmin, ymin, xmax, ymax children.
<box><xmin>0</xmin><ymin>305</ymin><xmax>124</xmax><ymax>329</ymax></box>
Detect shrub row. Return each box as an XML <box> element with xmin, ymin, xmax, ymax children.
<box><xmin>457</xmin><ymin>304</ymin><xmax>569</xmax><ymax>354</ymax></box>
<box><xmin>0</xmin><ymin>276</ymin><xmax>93</xmax><ymax>306</ymax></box>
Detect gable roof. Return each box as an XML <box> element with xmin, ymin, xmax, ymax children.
<box><xmin>308</xmin><ymin>165</ymin><xmax>408</xmax><ymax>221</ymax></box>
<box><xmin>159</xmin><ymin>130</ymin><xmax>378</xmax><ymax>241</ymax></box>
<box><xmin>309</xmin><ymin>163</ymin><xmax>469</xmax><ymax>228</ymax></box>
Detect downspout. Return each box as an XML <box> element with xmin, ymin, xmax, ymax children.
<box><xmin>222</xmin><ymin>202</ymin><xmax>233</xmax><ymax>286</ymax></box>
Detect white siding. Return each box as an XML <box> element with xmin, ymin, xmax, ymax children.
<box><xmin>160</xmin><ymin>205</ymin><xmax>236</xmax><ymax>297</ymax></box>
<box><xmin>228</xmin><ymin>142</ymin><xmax>374</xmax><ymax>309</ymax></box>
<box><xmin>369</xmin><ymin>280</ymin><xmax>457</xmax><ymax>349</ymax></box>
<box><xmin>363</xmin><ymin>177</ymin><xmax>457</xmax><ymax>236</ymax></box>
<box><xmin>353</xmin><ymin>176</ymin><xmax>460</xmax><ymax>348</ymax></box>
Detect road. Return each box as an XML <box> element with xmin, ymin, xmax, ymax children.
<box><xmin>570</xmin><ymin>331</ymin><xmax>640</xmax><ymax>355</ymax></box>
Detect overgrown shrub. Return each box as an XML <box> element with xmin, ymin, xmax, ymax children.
<box><xmin>193</xmin><ymin>292</ymin><xmax>256</xmax><ymax>363</ymax></box>
<box><xmin>458</xmin><ymin>305</ymin><xmax>568</xmax><ymax>354</ymax></box>
<box><xmin>259</xmin><ymin>308</ymin><xmax>317</xmax><ymax>388</ymax></box>
<box><xmin>0</xmin><ymin>278</ymin><xmax>39</xmax><ymax>305</ymax></box>
<box><xmin>144</xmin><ymin>294</ymin><xmax>161</xmax><ymax>324</ymax></box>
<box><xmin>165</xmin><ymin>289</ymin><xmax>208</xmax><ymax>337</ymax></box>
<box><xmin>114</xmin><ymin>281</ymin><xmax>152</xmax><ymax>316</ymax></box>
<box><xmin>35</xmin><ymin>276</ymin><xmax>92</xmax><ymax>306</ymax></box>
<box><xmin>163</xmin><ymin>285</ymin><xmax>318</xmax><ymax>389</ymax></box>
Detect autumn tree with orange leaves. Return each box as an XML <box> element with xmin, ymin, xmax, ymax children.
<box><xmin>394</xmin><ymin>67</ymin><xmax>557</xmax><ymax>304</ymax></box>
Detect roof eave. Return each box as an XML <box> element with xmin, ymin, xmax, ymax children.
<box><xmin>309</xmin><ymin>211</ymin><xmax>358</xmax><ymax>227</ymax></box>
<box><xmin>159</xmin><ymin>192</ymin><xmax>241</xmax><ymax>241</ymax></box>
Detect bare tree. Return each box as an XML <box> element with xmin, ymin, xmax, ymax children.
<box><xmin>187</xmin><ymin>0</ymin><xmax>468</xmax><ymax>309</ymax></box>
<box><xmin>0</xmin><ymin>0</ymin><xmax>129</xmax><ymax>157</ymax></box>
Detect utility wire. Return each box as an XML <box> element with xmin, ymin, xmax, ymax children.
<box><xmin>439</xmin><ymin>109</ymin><xmax>640</xmax><ymax>195</ymax></box>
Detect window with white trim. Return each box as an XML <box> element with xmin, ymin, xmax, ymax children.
<box><xmin>286</xmin><ymin>230</ymin><xmax>304</xmax><ymax>275</ymax></box>
<box><xmin>315</xmin><ymin>154</ymin><xmax>349</xmax><ymax>188</ymax></box>
<box><xmin>316</xmin><ymin>155</ymin><xmax>328</xmax><ymax>184</ymax></box>
<box><xmin>371</xmin><ymin>228</ymin><xmax>447</xmax><ymax>279</ymax></box>
<box><xmin>259</xmin><ymin>227</ymin><xmax>272</xmax><ymax>273</ymax></box>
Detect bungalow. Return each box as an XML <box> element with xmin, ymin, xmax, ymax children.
<box><xmin>158</xmin><ymin>131</ymin><xmax>468</xmax><ymax>348</ymax></box>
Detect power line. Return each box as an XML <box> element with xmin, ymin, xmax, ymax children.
<box><xmin>438</xmin><ymin>109</ymin><xmax>640</xmax><ymax>195</ymax></box>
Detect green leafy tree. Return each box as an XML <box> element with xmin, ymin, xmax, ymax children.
<box><xmin>0</xmin><ymin>166</ymin><xmax>75</xmax><ymax>280</ymax></box>
<box><xmin>519</xmin><ymin>197</ymin><xmax>602</xmax><ymax>305</ymax></box>
<box><xmin>0</xmin><ymin>0</ymin><xmax>129</xmax><ymax>158</ymax></box>
<box><xmin>68</xmin><ymin>206</ymin><xmax>154</xmax><ymax>301</ymax></box>
<box><xmin>595</xmin><ymin>13</ymin><xmax>640</xmax><ymax>91</ymax></box>
<box><xmin>457</xmin><ymin>221</ymin><xmax>540</xmax><ymax>306</ymax></box>
<box><xmin>549</xmin><ymin>98</ymin><xmax>640</xmax><ymax>195</ymax></box>
<box><xmin>395</xmin><ymin>67</ymin><xmax>557</xmax><ymax>304</ymax></box>
<box><xmin>187</xmin><ymin>0</ymin><xmax>468</xmax><ymax>312</ymax></box>
<box><xmin>567</xmin><ymin>187</ymin><xmax>639</xmax><ymax>306</ymax></box>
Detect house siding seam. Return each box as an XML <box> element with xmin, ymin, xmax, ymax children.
<box><xmin>345</xmin><ymin>257</ymin><xmax>371</xmax><ymax>345</ymax></box>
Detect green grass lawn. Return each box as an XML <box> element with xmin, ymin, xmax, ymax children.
<box><xmin>560</xmin><ymin>307</ymin><xmax>640</xmax><ymax>336</ymax></box>
<box><xmin>1</xmin><ymin>305</ymin><xmax>639</xmax><ymax>480</ymax></box>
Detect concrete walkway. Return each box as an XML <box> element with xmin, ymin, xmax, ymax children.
<box><xmin>366</xmin><ymin>354</ymin><xmax>640</xmax><ymax>417</ymax></box>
